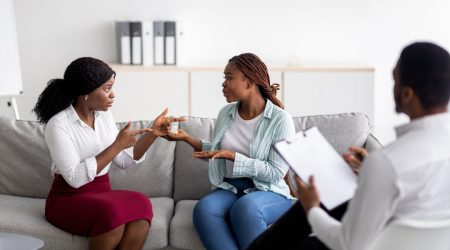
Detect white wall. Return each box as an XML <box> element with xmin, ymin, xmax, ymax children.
<box><xmin>2</xmin><ymin>0</ymin><xmax>450</xmax><ymax>144</ymax></box>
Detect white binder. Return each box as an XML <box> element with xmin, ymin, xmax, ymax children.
<box><xmin>274</xmin><ymin>126</ymin><xmax>357</xmax><ymax>210</ymax></box>
<box><xmin>153</xmin><ymin>21</ymin><xmax>165</xmax><ymax>65</ymax></box>
<box><xmin>141</xmin><ymin>20</ymin><xmax>153</xmax><ymax>66</ymax></box>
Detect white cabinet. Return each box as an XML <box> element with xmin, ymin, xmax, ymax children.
<box><xmin>110</xmin><ymin>65</ymin><xmax>374</xmax><ymax>125</ymax></box>
<box><xmin>283</xmin><ymin>69</ymin><xmax>374</xmax><ymax>125</ymax></box>
<box><xmin>190</xmin><ymin>71</ymin><xmax>226</xmax><ymax>118</ymax></box>
<box><xmin>111</xmin><ymin>70</ymin><xmax>189</xmax><ymax>122</ymax></box>
<box><xmin>190</xmin><ymin>70</ymin><xmax>282</xmax><ymax>118</ymax></box>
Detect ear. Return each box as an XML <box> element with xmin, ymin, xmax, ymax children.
<box><xmin>401</xmin><ymin>86</ymin><xmax>415</xmax><ymax>105</ymax></box>
<box><xmin>245</xmin><ymin>78</ymin><xmax>254</xmax><ymax>89</ymax></box>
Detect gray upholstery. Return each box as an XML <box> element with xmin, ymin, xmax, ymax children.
<box><xmin>173</xmin><ymin>117</ymin><xmax>215</xmax><ymax>202</ymax></box>
<box><xmin>292</xmin><ymin>113</ymin><xmax>371</xmax><ymax>154</ymax></box>
<box><xmin>0</xmin><ymin>195</ymin><xmax>173</xmax><ymax>249</ymax></box>
<box><xmin>170</xmin><ymin>200</ymin><xmax>204</xmax><ymax>250</ymax></box>
<box><xmin>0</xmin><ymin>117</ymin><xmax>52</xmax><ymax>198</ymax></box>
<box><xmin>0</xmin><ymin>112</ymin><xmax>381</xmax><ymax>250</ymax></box>
<box><xmin>111</xmin><ymin>121</ymin><xmax>176</xmax><ymax>197</ymax></box>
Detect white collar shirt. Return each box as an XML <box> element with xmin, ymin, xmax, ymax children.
<box><xmin>308</xmin><ymin>112</ymin><xmax>450</xmax><ymax>250</ymax></box>
<box><xmin>45</xmin><ymin>105</ymin><xmax>144</xmax><ymax>188</ymax></box>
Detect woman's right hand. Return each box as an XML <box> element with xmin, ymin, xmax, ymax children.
<box><xmin>164</xmin><ymin>128</ymin><xmax>189</xmax><ymax>141</ymax></box>
<box><xmin>342</xmin><ymin>146</ymin><xmax>368</xmax><ymax>175</ymax></box>
<box><xmin>115</xmin><ymin>121</ymin><xmax>151</xmax><ymax>149</ymax></box>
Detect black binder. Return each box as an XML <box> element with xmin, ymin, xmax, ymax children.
<box><xmin>115</xmin><ymin>21</ymin><xmax>131</xmax><ymax>64</ymax></box>
<box><xmin>130</xmin><ymin>21</ymin><xmax>142</xmax><ymax>65</ymax></box>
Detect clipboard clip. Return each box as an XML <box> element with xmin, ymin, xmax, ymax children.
<box><xmin>285</xmin><ymin>130</ymin><xmax>307</xmax><ymax>144</ymax></box>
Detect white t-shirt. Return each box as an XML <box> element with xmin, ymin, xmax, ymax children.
<box><xmin>45</xmin><ymin>105</ymin><xmax>144</xmax><ymax>188</ymax></box>
<box><xmin>221</xmin><ymin>110</ymin><xmax>263</xmax><ymax>178</ymax></box>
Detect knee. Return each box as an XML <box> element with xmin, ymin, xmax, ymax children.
<box><xmin>193</xmin><ymin>199</ymin><xmax>212</xmax><ymax>222</ymax></box>
<box><xmin>230</xmin><ymin>197</ymin><xmax>262</xmax><ymax>220</ymax></box>
<box><xmin>134</xmin><ymin>219</ymin><xmax>150</xmax><ymax>231</ymax></box>
<box><xmin>193</xmin><ymin>197</ymin><xmax>229</xmax><ymax>226</ymax></box>
<box><xmin>194</xmin><ymin>198</ymin><xmax>221</xmax><ymax>217</ymax></box>
<box><xmin>110</xmin><ymin>224</ymin><xmax>126</xmax><ymax>240</ymax></box>
<box><xmin>125</xmin><ymin>219</ymin><xmax>150</xmax><ymax>238</ymax></box>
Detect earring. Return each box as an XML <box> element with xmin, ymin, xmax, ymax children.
<box><xmin>84</xmin><ymin>95</ymin><xmax>88</xmax><ymax>101</ymax></box>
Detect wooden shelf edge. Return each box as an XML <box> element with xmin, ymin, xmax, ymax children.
<box><xmin>110</xmin><ymin>64</ymin><xmax>374</xmax><ymax>72</ymax></box>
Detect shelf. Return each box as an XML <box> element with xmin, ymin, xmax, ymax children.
<box><xmin>109</xmin><ymin>64</ymin><xmax>374</xmax><ymax>72</ymax></box>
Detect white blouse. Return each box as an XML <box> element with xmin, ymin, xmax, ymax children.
<box><xmin>45</xmin><ymin>105</ymin><xmax>144</xmax><ymax>188</ymax></box>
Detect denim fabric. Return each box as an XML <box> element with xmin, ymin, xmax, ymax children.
<box><xmin>193</xmin><ymin>178</ymin><xmax>293</xmax><ymax>250</ymax></box>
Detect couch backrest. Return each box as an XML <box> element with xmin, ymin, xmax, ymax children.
<box><xmin>172</xmin><ymin>113</ymin><xmax>371</xmax><ymax>201</ymax></box>
<box><xmin>0</xmin><ymin>118</ymin><xmax>175</xmax><ymax>198</ymax></box>
<box><xmin>173</xmin><ymin>117</ymin><xmax>215</xmax><ymax>202</ymax></box>
<box><xmin>0</xmin><ymin>112</ymin><xmax>371</xmax><ymax>200</ymax></box>
<box><xmin>110</xmin><ymin>121</ymin><xmax>175</xmax><ymax>197</ymax></box>
<box><xmin>0</xmin><ymin>117</ymin><xmax>52</xmax><ymax>198</ymax></box>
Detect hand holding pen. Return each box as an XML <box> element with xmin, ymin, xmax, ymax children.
<box><xmin>342</xmin><ymin>146</ymin><xmax>369</xmax><ymax>175</ymax></box>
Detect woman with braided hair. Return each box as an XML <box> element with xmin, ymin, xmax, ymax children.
<box><xmin>166</xmin><ymin>53</ymin><xmax>295</xmax><ymax>250</ymax></box>
<box><xmin>34</xmin><ymin>57</ymin><xmax>183</xmax><ymax>249</ymax></box>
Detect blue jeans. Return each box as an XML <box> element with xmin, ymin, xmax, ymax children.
<box><xmin>193</xmin><ymin>178</ymin><xmax>292</xmax><ymax>250</ymax></box>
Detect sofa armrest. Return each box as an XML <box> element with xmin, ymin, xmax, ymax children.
<box><xmin>364</xmin><ymin>133</ymin><xmax>383</xmax><ymax>152</ymax></box>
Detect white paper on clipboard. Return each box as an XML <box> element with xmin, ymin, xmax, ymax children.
<box><xmin>274</xmin><ymin>126</ymin><xmax>357</xmax><ymax>210</ymax></box>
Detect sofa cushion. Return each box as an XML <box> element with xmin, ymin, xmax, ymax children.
<box><xmin>0</xmin><ymin>117</ymin><xmax>52</xmax><ymax>198</ymax></box>
<box><xmin>0</xmin><ymin>194</ymin><xmax>174</xmax><ymax>250</ymax></box>
<box><xmin>112</xmin><ymin>121</ymin><xmax>176</xmax><ymax>197</ymax></box>
<box><xmin>144</xmin><ymin>197</ymin><xmax>175</xmax><ymax>249</ymax></box>
<box><xmin>173</xmin><ymin>117</ymin><xmax>215</xmax><ymax>201</ymax></box>
<box><xmin>170</xmin><ymin>200</ymin><xmax>205</xmax><ymax>250</ymax></box>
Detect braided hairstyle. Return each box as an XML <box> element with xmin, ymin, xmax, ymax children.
<box><xmin>228</xmin><ymin>53</ymin><xmax>284</xmax><ymax>109</ymax></box>
<box><xmin>33</xmin><ymin>57</ymin><xmax>115</xmax><ymax>124</ymax></box>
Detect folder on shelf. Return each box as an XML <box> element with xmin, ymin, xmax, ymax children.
<box><xmin>130</xmin><ymin>21</ymin><xmax>142</xmax><ymax>65</ymax></box>
<box><xmin>115</xmin><ymin>21</ymin><xmax>131</xmax><ymax>64</ymax></box>
<box><xmin>141</xmin><ymin>20</ymin><xmax>153</xmax><ymax>66</ymax></box>
<box><xmin>175</xmin><ymin>21</ymin><xmax>188</xmax><ymax>66</ymax></box>
<box><xmin>273</xmin><ymin>126</ymin><xmax>357</xmax><ymax>210</ymax></box>
<box><xmin>164</xmin><ymin>21</ymin><xmax>176</xmax><ymax>65</ymax></box>
<box><xmin>153</xmin><ymin>21</ymin><xmax>165</xmax><ymax>65</ymax></box>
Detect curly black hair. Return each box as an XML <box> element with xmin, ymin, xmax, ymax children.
<box><xmin>33</xmin><ymin>57</ymin><xmax>115</xmax><ymax>124</ymax></box>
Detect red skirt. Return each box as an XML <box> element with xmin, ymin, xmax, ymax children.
<box><xmin>45</xmin><ymin>174</ymin><xmax>153</xmax><ymax>236</ymax></box>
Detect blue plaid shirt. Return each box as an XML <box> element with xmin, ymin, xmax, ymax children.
<box><xmin>201</xmin><ymin>100</ymin><xmax>295</xmax><ymax>198</ymax></box>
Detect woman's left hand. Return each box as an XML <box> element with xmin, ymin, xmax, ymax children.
<box><xmin>192</xmin><ymin>150</ymin><xmax>236</xmax><ymax>161</ymax></box>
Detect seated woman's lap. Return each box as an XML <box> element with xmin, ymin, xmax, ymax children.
<box><xmin>46</xmin><ymin>190</ymin><xmax>152</xmax><ymax>236</ymax></box>
<box><xmin>193</xmin><ymin>188</ymin><xmax>292</xmax><ymax>249</ymax></box>
<box><xmin>230</xmin><ymin>191</ymin><xmax>292</xmax><ymax>248</ymax></box>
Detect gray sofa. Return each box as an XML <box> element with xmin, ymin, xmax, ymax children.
<box><xmin>0</xmin><ymin>112</ymin><xmax>382</xmax><ymax>249</ymax></box>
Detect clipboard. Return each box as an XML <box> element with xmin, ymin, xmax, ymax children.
<box><xmin>274</xmin><ymin>126</ymin><xmax>357</xmax><ymax>210</ymax></box>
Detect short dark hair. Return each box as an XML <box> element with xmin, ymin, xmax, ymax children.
<box><xmin>33</xmin><ymin>57</ymin><xmax>115</xmax><ymax>124</ymax></box>
<box><xmin>398</xmin><ymin>42</ymin><xmax>450</xmax><ymax>109</ymax></box>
